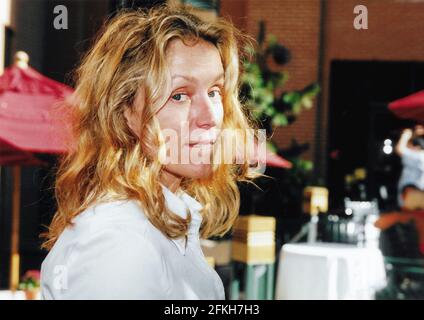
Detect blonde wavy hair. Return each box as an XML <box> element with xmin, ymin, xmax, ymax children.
<box><xmin>42</xmin><ymin>3</ymin><xmax>260</xmax><ymax>250</ymax></box>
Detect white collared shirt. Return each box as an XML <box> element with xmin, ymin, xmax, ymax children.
<box><xmin>40</xmin><ymin>186</ymin><xmax>225</xmax><ymax>300</ymax></box>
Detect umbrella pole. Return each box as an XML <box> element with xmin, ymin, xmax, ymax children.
<box><xmin>9</xmin><ymin>165</ymin><xmax>21</xmax><ymax>291</ymax></box>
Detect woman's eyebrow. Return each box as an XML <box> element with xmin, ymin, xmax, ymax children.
<box><xmin>171</xmin><ymin>72</ymin><xmax>224</xmax><ymax>83</ymax></box>
<box><xmin>212</xmin><ymin>72</ymin><xmax>225</xmax><ymax>83</ymax></box>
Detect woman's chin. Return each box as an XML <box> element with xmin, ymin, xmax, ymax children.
<box><xmin>165</xmin><ymin>163</ymin><xmax>213</xmax><ymax>180</ymax></box>
<box><xmin>185</xmin><ymin>163</ymin><xmax>213</xmax><ymax>179</ymax></box>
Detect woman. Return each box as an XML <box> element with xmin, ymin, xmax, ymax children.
<box><xmin>40</xmin><ymin>4</ymin><xmax>260</xmax><ymax>299</ymax></box>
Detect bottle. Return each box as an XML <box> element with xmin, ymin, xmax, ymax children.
<box><xmin>344</xmin><ymin>174</ymin><xmax>354</xmax><ymax>200</ymax></box>
<box><xmin>353</xmin><ymin>168</ymin><xmax>368</xmax><ymax>201</ymax></box>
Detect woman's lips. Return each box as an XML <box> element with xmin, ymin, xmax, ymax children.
<box><xmin>188</xmin><ymin>140</ymin><xmax>216</xmax><ymax>147</ymax></box>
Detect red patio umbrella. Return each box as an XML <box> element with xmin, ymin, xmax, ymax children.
<box><xmin>240</xmin><ymin>141</ymin><xmax>292</xmax><ymax>169</ymax></box>
<box><xmin>388</xmin><ymin>90</ymin><xmax>424</xmax><ymax>123</ymax></box>
<box><xmin>0</xmin><ymin>51</ymin><xmax>74</xmax><ymax>290</ymax></box>
<box><xmin>266</xmin><ymin>148</ymin><xmax>292</xmax><ymax>169</ymax></box>
<box><xmin>0</xmin><ymin>52</ymin><xmax>74</xmax><ymax>161</ymax></box>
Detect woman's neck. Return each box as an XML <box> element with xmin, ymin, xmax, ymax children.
<box><xmin>160</xmin><ymin>170</ymin><xmax>182</xmax><ymax>193</ymax></box>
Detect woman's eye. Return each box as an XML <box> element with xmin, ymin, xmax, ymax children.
<box><xmin>209</xmin><ymin>89</ymin><xmax>222</xmax><ymax>99</ymax></box>
<box><xmin>171</xmin><ymin>93</ymin><xmax>190</xmax><ymax>102</ymax></box>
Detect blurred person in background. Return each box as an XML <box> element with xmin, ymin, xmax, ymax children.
<box><xmin>375</xmin><ymin>125</ymin><xmax>424</xmax><ymax>257</ymax></box>
<box><xmin>395</xmin><ymin>125</ymin><xmax>424</xmax><ymax>209</ymax></box>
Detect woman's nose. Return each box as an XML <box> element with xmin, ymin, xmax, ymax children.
<box><xmin>193</xmin><ymin>93</ymin><xmax>218</xmax><ymax>129</ymax></box>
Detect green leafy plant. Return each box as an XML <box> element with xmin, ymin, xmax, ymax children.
<box><xmin>19</xmin><ymin>270</ymin><xmax>40</xmax><ymax>291</ymax></box>
<box><xmin>240</xmin><ymin>20</ymin><xmax>320</xmax><ymax>176</ymax></box>
<box><xmin>240</xmin><ymin>20</ymin><xmax>320</xmax><ymax>134</ymax></box>
<box><xmin>238</xmin><ymin>21</ymin><xmax>321</xmax><ymax>225</ymax></box>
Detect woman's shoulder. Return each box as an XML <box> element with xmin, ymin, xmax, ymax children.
<box><xmin>44</xmin><ymin>199</ymin><xmax>155</xmax><ymax>257</ymax></box>
<box><xmin>71</xmin><ymin>198</ymin><xmax>150</xmax><ymax>235</ymax></box>
<box><xmin>42</xmin><ymin>199</ymin><xmax>170</xmax><ymax>299</ymax></box>
<box><xmin>47</xmin><ymin>198</ymin><xmax>166</xmax><ymax>265</ymax></box>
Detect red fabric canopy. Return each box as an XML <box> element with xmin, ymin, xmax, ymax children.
<box><xmin>388</xmin><ymin>90</ymin><xmax>424</xmax><ymax>123</ymax></box>
<box><xmin>0</xmin><ymin>139</ymin><xmax>45</xmax><ymax>166</ymax></box>
<box><xmin>0</xmin><ymin>65</ymin><xmax>74</xmax><ymax>165</ymax></box>
<box><xmin>266</xmin><ymin>149</ymin><xmax>292</xmax><ymax>169</ymax></box>
<box><xmin>251</xmin><ymin>143</ymin><xmax>292</xmax><ymax>169</ymax></box>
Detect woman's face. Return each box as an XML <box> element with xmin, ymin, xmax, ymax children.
<box><xmin>126</xmin><ymin>38</ymin><xmax>225</xmax><ymax>186</ymax></box>
<box><xmin>158</xmin><ymin>38</ymin><xmax>224</xmax><ymax>182</ymax></box>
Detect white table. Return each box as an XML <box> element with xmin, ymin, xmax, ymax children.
<box><xmin>275</xmin><ymin>242</ymin><xmax>387</xmax><ymax>300</ymax></box>
<box><xmin>0</xmin><ymin>290</ymin><xmax>26</xmax><ymax>300</ymax></box>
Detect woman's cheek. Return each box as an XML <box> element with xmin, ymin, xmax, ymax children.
<box><xmin>215</xmin><ymin>102</ymin><xmax>224</xmax><ymax>126</ymax></box>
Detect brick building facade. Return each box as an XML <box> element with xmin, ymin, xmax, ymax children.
<box><xmin>221</xmin><ymin>0</ymin><xmax>424</xmax><ymax>182</ymax></box>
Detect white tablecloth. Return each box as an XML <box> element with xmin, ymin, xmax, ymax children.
<box><xmin>0</xmin><ymin>290</ymin><xmax>26</xmax><ymax>300</ymax></box>
<box><xmin>275</xmin><ymin>242</ymin><xmax>387</xmax><ymax>300</ymax></box>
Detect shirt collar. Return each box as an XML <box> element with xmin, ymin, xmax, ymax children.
<box><xmin>161</xmin><ymin>185</ymin><xmax>203</xmax><ymax>255</ymax></box>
